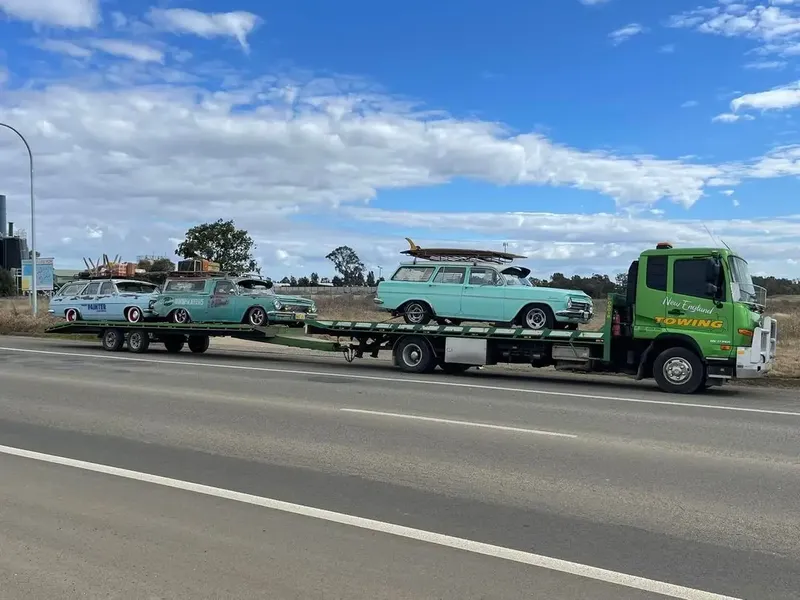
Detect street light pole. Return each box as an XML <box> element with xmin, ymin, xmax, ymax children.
<box><xmin>0</xmin><ymin>123</ymin><xmax>37</xmax><ymax>315</ymax></box>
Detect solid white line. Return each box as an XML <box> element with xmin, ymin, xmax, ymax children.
<box><xmin>0</xmin><ymin>443</ymin><xmax>740</xmax><ymax>600</ymax></box>
<box><xmin>1</xmin><ymin>345</ymin><xmax>798</xmax><ymax>418</ymax></box>
<box><xmin>340</xmin><ymin>408</ymin><xmax>578</xmax><ymax>438</ymax></box>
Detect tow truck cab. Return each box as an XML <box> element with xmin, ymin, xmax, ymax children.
<box><xmin>610</xmin><ymin>243</ymin><xmax>777</xmax><ymax>390</ymax></box>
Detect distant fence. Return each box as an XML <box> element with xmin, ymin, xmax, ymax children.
<box><xmin>276</xmin><ymin>286</ymin><xmax>377</xmax><ymax>297</ymax></box>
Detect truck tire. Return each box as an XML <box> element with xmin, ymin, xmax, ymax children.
<box><xmin>188</xmin><ymin>335</ymin><xmax>210</xmax><ymax>353</ymax></box>
<box><xmin>127</xmin><ymin>330</ymin><xmax>150</xmax><ymax>353</ymax></box>
<box><xmin>394</xmin><ymin>336</ymin><xmax>436</xmax><ymax>373</ymax></box>
<box><xmin>101</xmin><ymin>328</ymin><xmax>125</xmax><ymax>352</ymax></box>
<box><xmin>652</xmin><ymin>347</ymin><xmax>704</xmax><ymax>394</ymax></box>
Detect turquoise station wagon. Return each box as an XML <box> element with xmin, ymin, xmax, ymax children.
<box><xmin>150</xmin><ymin>275</ymin><xmax>317</xmax><ymax>326</ymax></box>
<box><xmin>375</xmin><ymin>261</ymin><xmax>593</xmax><ymax>330</ymax></box>
<box><xmin>48</xmin><ymin>278</ymin><xmax>160</xmax><ymax>323</ymax></box>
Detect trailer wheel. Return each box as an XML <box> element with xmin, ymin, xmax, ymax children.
<box><xmin>101</xmin><ymin>328</ymin><xmax>125</xmax><ymax>352</ymax></box>
<box><xmin>652</xmin><ymin>347</ymin><xmax>704</xmax><ymax>394</ymax></box>
<box><xmin>127</xmin><ymin>330</ymin><xmax>150</xmax><ymax>353</ymax></box>
<box><xmin>402</xmin><ymin>301</ymin><xmax>433</xmax><ymax>325</ymax></box>
<box><xmin>163</xmin><ymin>336</ymin><xmax>185</xmax><ymax>353</ymax></box>
<box><xmin>188</xmin><ymin>335</ymin><xmax>210</xmax><ymax>353</ymax></box>
<box><xmin>394</xmin><ymin>336</ymin><xmax>436</xmax><ymax>373</ymax></box>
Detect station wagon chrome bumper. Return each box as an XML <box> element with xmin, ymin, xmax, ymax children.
<box><xmin>555</xmin><ymin>308</ymin><xmax>593</xmax><ymax>321</ymax></box>
<box><xmin>268</xmin><ymin>310</ymin><xmax>318</xmax><ymax>323</ymax></box>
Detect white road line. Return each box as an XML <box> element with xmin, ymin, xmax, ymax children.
<box><xmin>340</xmin><ymin>408</ymin><xmax>578</xmax><ymax>438</ymax></box>
<box><xmin>0</xmin><ymin>443</ymin><xmax>740</xmax><ymax>600</ymax></box>
<box><xmin>1</xmin><ymin>345</ymin><xmax>799</xmax><ymax>418</ymax></box>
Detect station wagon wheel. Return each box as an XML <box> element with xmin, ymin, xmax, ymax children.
<box><xmin>520</xmin><ymin>305</ymin><xmax>554</xmax><ymax>330</ymax></box>
<box><xmin>246</xmin><ymin>306</ymin><xmax>267</xmax><ymax>326</ymax></box>
<box><xmin>65</xmin><ymin>308</ymin><xmax>80</xmax><ymax>322</ymax></box>
<box><xmin>126</xmin><ymin>306</ymin><xmax>143</xmax><ymax>323</ymax></box>
<box><xmin>170</xmin><ymin>308</ymin><xmax>191</xmax><ymax>324</ymax></box>
<box><xmin>402</xmin><ymin>301</ymin><xmax>432</xmax><ymax>325</ymax></box>
<box><xmin>127</xmin><ymin>331</ymin><xmax>150</xmax><ymax>353</ymax></box>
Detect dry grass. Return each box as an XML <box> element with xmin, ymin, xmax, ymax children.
<box><xmin>2</xmin><ymin>293</ymin><xmax>799</xmax><ymax>380</ymax></box>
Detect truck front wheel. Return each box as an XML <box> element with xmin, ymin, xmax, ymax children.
<box><xmin>652</xmin><ymin>347</ymin><xmax>704</xmax><ymax>394</ymax></box>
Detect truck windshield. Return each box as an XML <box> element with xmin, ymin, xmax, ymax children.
<box><xmin>728</xmin><ymin>256</ymin><xmax>766</xmax><ymax>308</ymax></box>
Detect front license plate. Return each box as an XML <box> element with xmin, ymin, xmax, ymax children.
<box><xmin>294</xmin><ymin>313</ymin><xmax>306</xmax><ymax>320</ymax></box>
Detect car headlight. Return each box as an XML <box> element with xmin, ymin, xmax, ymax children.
<box><xmin>274</xmin><ymin>300</ymin><xmax>283</xmax><ymax>310</ymax></box>
<box><xmin>310</xmin><ymin>303</ymin><xmax>316</xmax><ymax>313</ymax></box>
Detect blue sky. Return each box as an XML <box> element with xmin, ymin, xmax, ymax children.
<box><xmin>0</xmin><ymin>0</ymin><xmax>799</xmax><ymax>278</ymax></box>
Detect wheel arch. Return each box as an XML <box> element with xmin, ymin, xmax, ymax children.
<box><xmin>642</xmin><ymin>333</ymin><xmax>705</xmax><ymax>379</ymax></box>
<box><xmin>240</xmin><ymin>304</ymin><xmax>268</xmax><ymax>323</ymax></box>
<box><xmin>514</xmin><ymin>302</ymin><xmax>555</xmax><ymax>325</ymax></box>
<box><xmin>169</xmin><ymin>306</ymin><xmax>195</xmax><ymax>321</ymax></box>
<box><xmin>398</xmin><ymin>298</ymin><xmax>437</xmax><ymax>316</ymax></box>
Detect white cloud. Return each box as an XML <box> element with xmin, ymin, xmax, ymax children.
<box><xmin>731</xmin><ymin>80</ymin><xmax>800</xmax><ymax>111</ymax></box>
<box><xmin>579</xmin><ymin>0</ymin><xmax>611</xmax><ymax>5</ymax></box>
<box><xmin>0</xmin><ymin>65</ymin><xmax>7</xmax><ymax>87</ymax></box>
<box><xmin>659</xmin><ymin>44</ymin><xmax>676</xmax><ymax>53</ymax></box>
<box><xmin>721</xmin><ymin>189</ymin><xmax>735</xmax><ymax>196</ymax></box>
<box><xmin>0</xmin><ymin>0</ymin><xmax>99</xmax><ymax>29</ymax></box>
<box><xmin>147</xmin><ymin>8</ymin><xmax>261</xmax><ymax>52</ymax></box>
<box><xmin>36</xmin><ymin>39</ymin><xmax>93</xmax><ymax>58</ymax></box>
<box><xmin>609</xmin><ymin>23</ymin><xmax>646</xmax><ymax>45</ymax></box>
<box><xmin>681</xmin><ymin>100</ymin><xmax>699</xmax><ymax>108</ymax></box>
<box><xmin>88</xmin><ymin>39</ymin><xmax>164</xmax><ymax>63</ymax></box>
<box><xmin>712</xmin><ymin>112</ymin><xmax>754</xmax><ymax>122</ymax></box>
<box><xmin>744</xmin><ymin>59</ymin><xmax>787</xmax><ymax>69</ymax></box>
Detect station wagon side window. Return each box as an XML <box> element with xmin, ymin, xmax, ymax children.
<box><xmin>81</xmin><ymin>282</ymin><xmax>101</xmax><ymax>296</ymax></box>
<box><xmin>391</xmin><ymin>266</ymin><xmax>436</xmax><ymax>282</ymax></box>
<box><xmin>468</xmin><ymin>267</ymin><xmax>501</xmax><ymax>286</ymax></box>
<box><xmin>433</xmin><ymin>267</ymin><xmax>466</xmax><ymax>284</ymax></box>
<box><xmin>99</xmin><ymin>281</ymin><xmax>115</xmax><ymax>295</ymax></box>
<box><xmin>213</xmin><ymin>280</ymin><xmax>237</xmax><ymax>295</ymax></box>
<box><xmin>57</xmin><ymin>282</ymin><xmax>87</xmax><ymax>297</ymax></box>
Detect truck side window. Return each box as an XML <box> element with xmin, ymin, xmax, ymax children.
<box><xmin>646</xmin><ymin>256</ymin><xmax>667</xmax><ymax>291</ymax></box>
<box><xmin>672</xmin><ymin>258</ymin><xmax>714</xmax><ymax>299</ymax></box>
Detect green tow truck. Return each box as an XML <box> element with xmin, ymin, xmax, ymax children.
<box><xmin>46</xmin><ymin>243</ymin><xmax>778</xmax><ymax>394</ymax></box>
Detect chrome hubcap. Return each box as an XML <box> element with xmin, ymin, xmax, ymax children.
<box><xmin>663</xmin><ymin>357</ymin><xmax>692</xmax><ymax>384</ymax></box>
<box><xmin>251</xmin><ymin>310</ymin><xmax>265</xmax><ymax>325</ymax></box>
<box><xmin>401</xmin><ymin>343</ymin><xmax>423</xmax><ymax>367</ymax></box>
<box><xmin>526</xmin><ymin>309</ymin><xmax>546</xmax><ymax>329</ymax></box>
<box><xmin>407</xmin><ymin>305</ymin><xmax>424</xmax><ymax>323</ymax></box>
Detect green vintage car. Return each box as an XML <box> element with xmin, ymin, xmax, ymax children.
<box><xmin>150</xmin><ymin>275</ymin><xmax>317</xmax><ymax>326</ymax></box>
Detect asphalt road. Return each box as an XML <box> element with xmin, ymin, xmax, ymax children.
<box><xmin>0</xmin><ymin>335</ymin><xmax>798</xmax><ymax>599</ymax></box>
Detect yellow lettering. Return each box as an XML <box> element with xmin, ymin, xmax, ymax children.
<box><xmin>711</xmin><ymin>320</ymin><xmax>723</xmax><ymax>329</ymax></box>
<box><xmin>696</xmin><ymin>319</ymin><xmax>712</xmax><ymax>327</ymax></box>
<box><xmin>676</xmin><ymin>318</ymin><xmax>692</xmax><ymax>326</ymax></box>
<box><xmin>664</xmin><ymin>318</ymin><xmax>676</xmax><ymax>325</ymax></box>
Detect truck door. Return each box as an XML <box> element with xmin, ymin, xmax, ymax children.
<box><xmin>634</xmin><ymin>255</ymin><xmax>669</xmax><ymax>333</ymax></box>
<box><xmin>663</xmin><ymin>255</ymin><xmax>731</xmax><ymax>348</ymax></box>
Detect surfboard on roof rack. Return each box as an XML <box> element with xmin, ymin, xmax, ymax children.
<box><xmin>400</xmin><ymin>238</ymin><xmax>526</xmax><ymax>264</ymax></box>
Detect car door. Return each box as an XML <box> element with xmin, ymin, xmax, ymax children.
<box><xmin>663</xmin><ymin>255</ymin><xmax>731</xmax><ymax>346</ymax></box>
<box><xmin>429</xmin><ymin>266</ymin><xmax>466</xmax><ymax>317</ymax></box>
<box><xmin>206</xmin><ymin>280</ymin><xmax>239</xmax><ymax>322</ymax></box>
<box><xmin>461</xmin><ymin>266</ymin><xmax>504</xmax><ymax>321</ymax></box>
<box><xmin>97</xmin><ymin>280</ymin><xmax>125</xmax><ymax>320</ymax></box>
<box><xmin>77</xmin><ymin>282</ymin><xmax>103</xmax><ymax>320</ymax></box>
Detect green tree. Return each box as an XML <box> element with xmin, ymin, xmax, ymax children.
<box><xmin>289</xmin><ymin>276</ymin><xmax>298</xmax><ymax>286</ymax></box>
<box><xmin>297</xmin><ymin>276</ymin><xmax>310</xmax><ymax>286</ymax></box>
<box><xmin>0</xmin><ymin>268</ymin><xmax>16</xmax><ymax>297</ymax></box>
<box><xmin>309</xmin><ymin>272</ymin><xmax>319</xmax><ymax>286</ymax></box>
<box><xmin>326</xmin><ymin>246</ymin><xmax>365</xmax><ymax>286</ymax></box>
<box><xmin>366</xmin><ymin>270</ymin><xmax>376</xmax><ymax>287</ymax></box>
<box><xmin>176</xmin><ymin>219</ymin><xmax>257</xmax><ymax>273</ymax></box>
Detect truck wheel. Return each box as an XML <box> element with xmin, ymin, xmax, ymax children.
<box><xmin>394</xmin><ymin>336</ymin><xmax>436</xmax><ymax>373</ymax></box>
<box><xmin>163</xmin><ymin>336</ymin><xmax>185</xmax><ymax>353</ymax></box>
<box><xmin>127</xmin><ymin>331</ymin><xmax>150</xmax><ymax>353</ymax></box>
<box><xmin>188</xmin><ymin>335</ymin><xmax>210</xmax><ymax>353</ymax></box>
<box><xmin>519</xmin><ymin>305</ymin><xmax>554</xmax><ymax>330</ymax></box>
<box><xmin>652</xmin><ymin>347</ymin><xmax>704</xmax><ymax>394</ymax></box>
<box><xmin>402</xmin><ymin>301</ymin><xmax>432</xmax><ymax>325</ymax></box>
<box><xmin>101</xmin><ymin>328</ymin><xmax>125</xmax><ymax>352</ymax></box>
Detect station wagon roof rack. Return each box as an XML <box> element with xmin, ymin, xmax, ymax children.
<box><xmin>167</xmin><ymin>270</ymin><xmax>243</xmax><ymax>279</ymax></box>
<box><xmin>400</xmin><ymin>238</ymin><xmax>527</xmax><ymax>265</ymax></box>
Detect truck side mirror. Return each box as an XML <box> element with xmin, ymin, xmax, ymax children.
<box><xmin>705</xmin><ymin>282</ymin><xmax>718</xmax><ymax>297</ymax></box>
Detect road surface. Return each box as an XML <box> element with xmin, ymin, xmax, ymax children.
<box><xmin>0</xmin><ymin>335</ymin><xmax>798</xmax><ymax>599</ymax></box>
